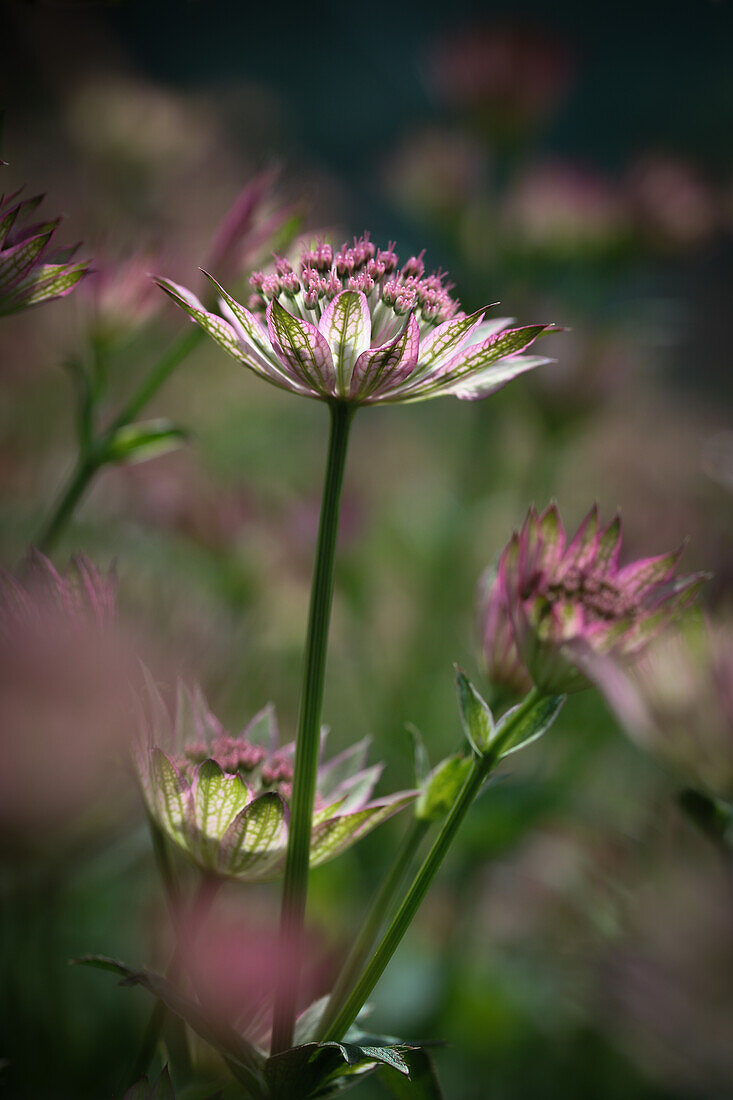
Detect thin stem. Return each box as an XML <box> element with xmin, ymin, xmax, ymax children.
<box><xmin>320</xmin><ymin>689</ymin><xmax>541</xmax><ymax>1042</ymax></box>
<box><xmin>317</xmin><ymin>816</ymin><xmax>429</xmax><ymax>1040</ymax></box>
<box><xmin>109</xmin><ymin>326</ymin><xmax>203</xmax><ymax>432</ymax></box>
<box><xmin>36</xmin><ymin>456</ymin><xmax>98</xmax><ymax>554</ymax></box>
<box><xmin>130</xmin><ymin>819</ymin><xmax>219</xmax><ymax>1084</ymax></box>
<box><xmin>36</xmin><ymin>326</ymin><xmax>203</xmax><ymax>552</ymax></box>
<box><xmin>271</xmin><ymin>401</ymin><xmax>355</xmax><ymax>1054</ymax></box>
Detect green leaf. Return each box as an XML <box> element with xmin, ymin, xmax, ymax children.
<box><xmin>416</xmin><ymin>755</ymin><xmax>472</xmax><ymax>821</ymax></box>
<box><xmin>264</xmin><ymin>1039</ymin><xmax>412</xmax><ymax>1100</ymax></box>
<box><xmin>493</xmin><ymin>693</ymin><xmax>565</xmax><ymax>759</ymax></box>
<box><xmin>72</xmin><ymin>955</ymin><xmax>265</xmax><ymax>1089</ymax></box>
<box><xmin>455</xmin><ymin>669</ymin><xmax>494</xmax><ymax>755</ymax></box>
<box><xmin>379</xmin><ymin>1048</ymin><xmax>445</xmax><ymax>1099</ymax></box>
<box><xmin>406</xmin><ymin>724</ymin><xmax>429</xmax><ymax>787</ymax></box>
<box><xmin>103</xmin><ymin>419</ymin><xmax>189</xmax><ymax>465</ymax></box>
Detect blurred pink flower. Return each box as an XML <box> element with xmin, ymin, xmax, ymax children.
<box><xmin>428</xmin><ymin>19</ymin><xmax>574</xmax><ymax>137</ymax></box>
<box><xmin>626</xmin><ymin>154</ymin><xmax>719</xmax><ymax>250</ymax></box>
<box><xmin>590</xmin><ymin>615</ymin><xmax>733</xmax><ymax>801</ymax></box>
<box><xmin>505</xmin><ymin>162</ymin><xmax>627</xmax><ymax>258</ymax></box>
<box><xmin>181</xmin><ymin>902</ymin><xmax>333</xmax><ymax>1044</ymax></box>
<box><xmin>0</xmin><ymin>551</ymin><xmax>137</xmax><ymax>849</ymax></box>
<box><xmin>480</xmin><ymin>504</ymin><xmax>706</xmax><ymax>694</ymax></box>
<box><xmin>157</xmin><ymin>233</ymin><xmax>555</xmax><ymax>404</ymax></box>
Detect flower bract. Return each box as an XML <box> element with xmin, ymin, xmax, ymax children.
<box><xmin>0</xmin><ymin>185</ymin><xmax>89</xmax><ymax>316</ymax></box>
<box><xmin>138</xmin><ymin>681</ymin><xmax>416</xmax><ymax>881</ymax></box>
<box><xmin>156</xmin><ymin>233</ymin><xmax>556</xmax><ymax>405</ymax></box>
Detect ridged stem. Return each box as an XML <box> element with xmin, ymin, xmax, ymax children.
<box><xmin>317</xmin><ymin>815</ymin><xmax>429</xmax><ymax>1039</ymax></box>
<box><xmin>271</xmin><ymin>401</ymin><xmax>355</xmax><ymax>1054</ymax></box>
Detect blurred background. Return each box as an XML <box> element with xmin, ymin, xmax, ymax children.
<box><xmin>1</xmin><ymin>0</ymin><xmax>732</xmax><ymax>1097</ymax></box>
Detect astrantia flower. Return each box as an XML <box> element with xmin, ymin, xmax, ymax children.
<box><xmin>592</xmin><ymin>616</ymin><xmax>733</xmax><ymax>802</ymax></box>
<box><xmin>0</xmin><ymin>186</ymin><xmax>89</xmax><ymax>316</ymax></box>
<box><xmin>0</xmin><ymin>548</ymin><xmax>116</xmax><ymax>637</ymax></box>
<box><xmin>138</xmin><ymin>682</ymin><xmax>416</xmax><ymax>881</ymax></box>
<box><xmin>481</xmin><ymin>504</ymin><xmax>706</xmax><ymax>694</ymax></box>
<box><xmin>155</xmin><ymin>233</ymin><xmax>555</xmax><ymax>404</ymax></box>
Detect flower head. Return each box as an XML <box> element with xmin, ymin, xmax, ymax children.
<box><xmin>592</xmin><ymin>616</ymin><xmax>733</xmax><ymax>801</ymax></box>
<box><xmin>0</xmin><ymin>185</ymin><xmax>89</xmax><ymax>316</ymax></box>
<box><xmin>480</xmin><ymin>504</ymin><xmax>706</xmax><ymax>694</ymax></box>
<box><xmin>138</xmin><ymin>681</ymin><xmax>416</xmax><ymax>881</ymax></box>
<box><xmin>155</xmin><ymin>233</ymin><xmax>555</xmax><ymax>405</ymax></box>
<box><xmin>0</xmin><ymin>548</ymin><xmax>116</xmax><ymax>638</ymax></box>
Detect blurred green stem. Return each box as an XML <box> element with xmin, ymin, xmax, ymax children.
<box><xmin>320</xmin><ymin>689</ymin><xmax>541</xmax><ymax>1042</ymax></box>
<box><xmin>271</xmin><ymin>400</ymin><xmax>355</xmax><ymax>1054</ymax></box>
<box><xmin>131</xmin><ymin>817</ymin><xmax>219</xmax><ymax>1084</ymax></box>
<box><xmin>317</xmin><ymin>816</ymin><xmax>429</xmax><ymax>1039</ymax></box>
<box><xmin>36</xmin><ymin>326</ymin><xmax>203</xmax><ymax>553</ymax></box>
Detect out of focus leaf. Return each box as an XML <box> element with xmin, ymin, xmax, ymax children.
<box><xmin>455</xmin><ymin>668</ymin><xmax>495</xmax><ymax>754</ymax></box>
<box><xmin>73</xmin><ymin>956</ymin><xmax>264</xmax><ymax>1091</ymax></box>
<box><xmin>102</xmin><ymin>419</ymin><xmax>189</xmax><ymax>464</ymax></box>
<box><xmin>416</xmin><ymin>754</ymin><xmax>472</xmax><ymax>821</ymax></box>
<box><xmin>494</xmin><ymin>693</ymin><xmax>565</xmax><ymax>758</ymax></box>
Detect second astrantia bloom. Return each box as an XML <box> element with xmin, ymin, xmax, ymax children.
<box><xmin>156</xmin><ymin>234</ymin><xmax>556</xmax><ymax>404</ymax></box>
<box><xmin>480</xmin><ymin>504</ymin><xmax>706</xmax><ymax>694</ymax></box>
<box><xmin>138</xmin><ymin>681</ymin><xmax>416</xmax><ymax>882</ymax></box>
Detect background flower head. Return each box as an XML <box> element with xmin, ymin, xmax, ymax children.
<box><xmin>480</xmin><ymin>504</ymin><xmax>706</xmax><ymax>695</ymax></box>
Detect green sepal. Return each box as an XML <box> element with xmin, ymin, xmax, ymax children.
<box><xmin>415</xmin><ymin>755</ymin><xmax>472</xmax><ymax>821</ymax></box>
<box><xmin>102</xmin><ymin>419</ymin><xmax>189</xmax><ymax>465</ymax></box>
<box><xmin>455</xmin><ymin>668</ymin><xmax>495</xmax><ymax>755</ymax></box>
<box><xmin>72</xmin><ymin>956</ymin><xmax>265</xmax><ymax>1091</ymax></box>
<box><xmin>492</xmin><ymin>692</ymin><xmax>565</xmax><ymax>759</ymax></box>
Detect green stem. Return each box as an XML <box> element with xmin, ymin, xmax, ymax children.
<box><xmin>271</xmin><ymin>400</ymin><xmax>355</xmax><ymax>1054</ymax></box>
<box><xmin>317</xmin><ymin>816</ymin><xmax>429</xmax><ymax>1040</ymax></box>
<box><xmin>36</xmin><ymin>327</ymin><xmax>203</xmax><ymax>553</ymax></box>
<box><xmin>130</xmin><ymin>822</ymin><xmax>219</xmax><ymax>1084</ymax></box>
<box><xmin>36</xmin><ymin>456</ymin><xmax>98</xmax><ymax>554</ymax></box>
<box><xmin>320</xmin><ymin>689</ymin><xmax>541</xmax><ymax>1042</ymax></box>
<box><xmin>109</xmin><ymin>326</ymin><xmax>203</xmax><ymax>432</ymax></box>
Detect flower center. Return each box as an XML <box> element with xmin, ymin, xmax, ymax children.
<box><xmin>248</xmin><ymin>233</ymin><xmax>462</xmax><ymax>342</ymax></box>
<box><xmin>531</xmin><ymin>565</ymin><xmax>638</xmax><ymax>622</ymax></box>
<box><xmin>180</xmin><ymin>736</ymin><xmax>295</xmax><ymax>794</ymax></box>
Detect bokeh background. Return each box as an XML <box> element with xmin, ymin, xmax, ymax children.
<box><xmin>1</xmin><ymin>1</ymin><xmax>732</xmax><ymax>1097</ymax></box>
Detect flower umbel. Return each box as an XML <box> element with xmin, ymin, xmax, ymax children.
<box><xmin>138</xmin><ymin>681</ymin><xmax>416</xmax><ymax>881</ymax></box>
<box><xmin>481</xmin><ymin>504</ymin><xmax>706</xmax><ymax>694</ymax></box>
<box><xmin>155</xmin><ymin>233</ymin><xmax>555</xmax><ymax>404</ymax></box>
<box><xmin>592</xmin><ymin>615</ymin><xmax>733</xmax><ymax>802</ymax></box>
<box><xmin>0</xmin><ymin>184</ymin><xmax>89</xmax><ymax>316</ymax></box>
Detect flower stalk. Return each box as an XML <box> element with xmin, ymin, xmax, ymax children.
<box><xmin>318</xmin><ymin>687</ymin><xmax>542</xmax><ymax>1043</ymax></box>
<box><xmin>318</xmin><ymin>815</ymin><xmax>430</xmax><ymax>1039</ymax></box>
<box><xmin>271</xmin><ymin>400</ymin><xmax>355</xmax><ymax>1054</ymax></box>
<box><xmin>37</xmin><ymin>326</ymin><xmax>203</xmax><ymax>552</ymax></box>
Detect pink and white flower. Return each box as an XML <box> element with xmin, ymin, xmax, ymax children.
<box><xmin>155</xmin><ymin>233</ymin><xmax>555</xmax><ymax>405</ymax></box>
<box><xmin>138</xmin><ymin>681</ymin><xmax>416</xmax><ymax>882</ymax></box>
